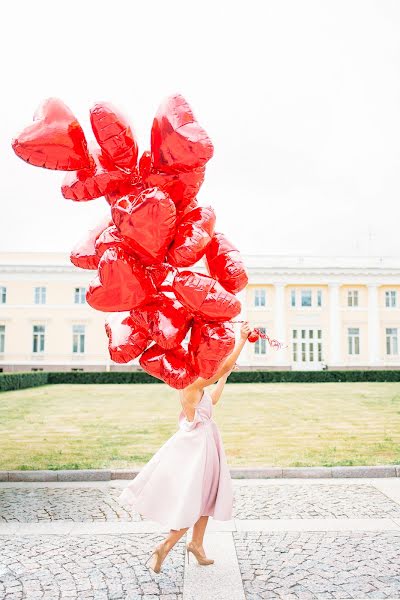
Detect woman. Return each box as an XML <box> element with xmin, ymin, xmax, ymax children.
<box><xmin>119</xmin><ymin>321</ymin><xmax>251</xmax><ymax>573</ymax></box>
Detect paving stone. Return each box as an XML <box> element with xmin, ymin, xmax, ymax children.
<box><xmin>0</xmin><ymin>487</ymin><xmax>142</xmax><ymax>523</ymax></box>
<box><xmin>233</xmin><ymin>483</ymin><xmax>400</xmax><ymax>519</ymax></box>
<box><xmin>0</xmin><ymin>534</ymin><xmax>184</xmax><ymax>600</ymax></box>
<box><xmin>3</xmin><ymin>482</ymin><xmax>400</xmax><ymax>524</ymax></box>
<box><xmin>233</xmin><ymin>530</ymin><xmax>400</xmax><ymax>599</ymax></box>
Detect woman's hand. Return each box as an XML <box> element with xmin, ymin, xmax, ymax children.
<box><xmin>240</xmin><ymin>321</ymin><xmax>251</xmax><ymax>340</ymax></box>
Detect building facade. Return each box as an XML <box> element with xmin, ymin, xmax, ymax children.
<box><xmin>0</xmin><ymin>252</ymin><xmax>399</xmax><ymax>372</ymax></box>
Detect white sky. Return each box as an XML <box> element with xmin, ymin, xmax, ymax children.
<box><xmin>2</xmin><ymin>0</ymin><xmax>400</xmax><ymax>257</ymax></box>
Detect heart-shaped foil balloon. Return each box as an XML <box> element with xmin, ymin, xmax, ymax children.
<box><xmin>61</xmin><ymin>143</ymin><xmax>128</xmax><ymax>201</ymax></box>
<box><xmin>172</xmin><ymin>270</ymin><xmax>241</xmax><ymax>321</ymax></box>
<box><xmin>86</xmin><ymin>246</ymin><xmax>156</xmax><ymax>312</ymax></box>
<box><xmin>90</xmin><ymin>102</ymin><xmax>138</xmax><ymax>172</ymax></box>
<box><xmin>112</xmin><ymin>187</ymin><xmax>176</xmax><ymax>263</ymax></box>
<box><xmin>70</xmin><ymin>214</ymin><xmax>113</xmax><ymax>270</ymax></box>
<box><xmin>151</xmin><ymin>94</ymin><xmax>214</xmax><ymax>173</ymax></box>
<box><xmin>139</xmin><ymin>151</ymin><xmax>206</xmax><ymax>211</ymax></box>
<box><xmin>204</xmin><ymin>232</ymin><xmax>249</xmax><ymax>294</ymax></box>
<box><xmin>105</xmin><ymin>312</ymin><xmax>150</xmax><ymax>363</ymax></box>
<box><xmin>139</xmin><ymin>343</ymin><xmax>198</xmax><ymax>389</ymax></box>
<box><xmin>130</xmin><ymin>293</ymin><xmax>192</xmax><ymax>350</ymax></box>
<box><xmin>12</xmin><ymin>98</ymin><xmax>90</xmax><ymax>170</ymax></box>
<box><xmin>189</xmin><ymin>321</ymin><xmax>235</xmax><ymax>379</ymax></box>
<box><xmin>104</xmin><ymin>178</ymin><xmax>144</xmax><ymax>207</ymax></box>
<box><xmin>168</xmin><ymin>206</ymin><xmax>216</xmax><ymax>267</ymax></box>
<box><xmin>145</xmin><ymin>263</ymin><xmax>173</xmax><ymax>289</ymax></box>
<box><xmin>94</xmin><ymin>225</ymin><xmax>152</xmax><ymax>265</ymax></box>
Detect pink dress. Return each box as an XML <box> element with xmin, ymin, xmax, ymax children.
<box><xmin>118</xmin><ymin>388</ymin><xmax>234</xmax><ymax>530</ymax></box>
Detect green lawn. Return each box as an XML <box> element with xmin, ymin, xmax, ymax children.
<box><xmin>0</xmin><ymin>382</ymin><xmax>400</xmax><ymax>470</ymax></box>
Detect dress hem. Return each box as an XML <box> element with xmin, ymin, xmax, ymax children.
<box><xmin>118</xmin><ymin>487</ymin><xmax>232</xmax><ymax>530</ymax></box>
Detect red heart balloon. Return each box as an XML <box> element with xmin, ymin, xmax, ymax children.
<box><xmin>112</xmin><ymin>187</ymin><xmax>176</xmax><ymax>263</ymax></box>
<box><xmin>139</xmin><ymin>151</ymin><xmax>205</xmax><ymax>210</ymax></box>
<box><xmin>86</xmin><ymin>246</ymin><xmax>156</xmax><ymax>312</ymax></box>
<box><xmin>151</xmin><ymin>94</ymin><xmax>214</xmax><ymax>173</ymax></box>
<box><xmin>130</xmin><ymin>293</ymin><xmax>192</xmax><ymax>350</ymax></box>
<box><xmin>90</xmin><ymin>102</ymin><xmax>138</xmax><ymax>171</ymax></box>
<box><xmin>189</xmin><ymin>321</ymin><xmax>235</xmax><ymax>379</ymax></box>
<box><xmin>204</xmin><ymin>232</ymin><xmax>248</xmax><ymax>294</ymax></box>
<box><xmin>61</xmin><ymin>143</ymin><xmax>128</xmax><ymax>201</ymax></box>
<box><xmin>176</xmin><ymin>198</ymin><xmax>199</xmax><ymax>222</ymax></box>
<box><xmin>70</xmin><ymin>214</ymin><xmax>113</xmax><ymax>270</ymax></box>
<box><xmin>172</xmin><ymin>271</ymin><xmax>241</xmax><ymax>321</ymax></box>
<box><xmin>105</xmin><ymin>312</ymin><xmax>149</xmax><ymax>363</ymax></box>
<box><xmin>168</xmin><ymin>206</ymin><xmax>216</xmax><ymax>267</ymax></box>
<box><xmin>104</xmin><ymin>178</ymin><xmax>144</xmax><ymax>207</ymax></box>
<box><xmin>95</xmin><ymin>225</ymin><xmax>139</xmax><ymax>260</ymax></box>
<box><xmin>146</xmin><ymin>263</ymin><xmax>173</xmax><ymax>289</ymax></box>
<box><xmin>12</xmin><ymin>98</ymin><xmax>90</xmax><ymax>170</ymax></box>
<box><xmin>139</xmin><ymin>343</ymin><xmax>198</xmax><ymax>389</ymax></box>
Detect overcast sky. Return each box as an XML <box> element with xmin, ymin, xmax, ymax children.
<box><xmin>2</xmin><ymin>0</ymin><xmax>400</xmax><ymax>257</ymax></box>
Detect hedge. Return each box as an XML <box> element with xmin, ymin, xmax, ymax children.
<box><xmin>1</xmin><ymin>369</ymin><xmax>400</xmax><ymax>392</ymax></box>
<box><xmin>0</xmin><ymin>372</ymin><xmax>49</xmax><ymax>392</ymax></box>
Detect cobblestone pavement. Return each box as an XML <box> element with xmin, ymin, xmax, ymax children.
<box><xmin>0</xmin><ymin>534</ymin><xmax>184</xmax><ymax>600</ymax></box>
<box><xmin>1</xmin><ymin>480</ymin><xmax>400</xmax><ymax>599</ymax></box>
<box><xmin>2</xmin><ymin>483</ymin><xmax>400</xmax><ymax>523</ymax></box>
<box><xmin>233</xmin><ymin>531</ymin><xmax>400</xmax><ymax>599</ymax></box>
<box><xmin>0</xmin><ymin>488</ymin><xmax>139</xmax><ymax>523</ymax></box>
<box><xmin>233</xmin><ymin>484</ymin><xmax>400</xmax><ymax>520</ymax></box>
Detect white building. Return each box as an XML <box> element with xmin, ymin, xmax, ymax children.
<box><xmin>0</xmin><ymin>252</ymin><xmax>399</xmax><ymax>372</ymax></box>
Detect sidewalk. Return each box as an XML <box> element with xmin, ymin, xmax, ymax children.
<box><xmin>1</xmin><ymin>478</ymin><xmax>400</xmax><ymax>599</ymax></box>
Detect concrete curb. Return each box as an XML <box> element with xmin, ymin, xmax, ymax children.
<box><xmin>0</xmin><ymin>465</ymin><xmax>399</xmax><ymax>482</ymax></box>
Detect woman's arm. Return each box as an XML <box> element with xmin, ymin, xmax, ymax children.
<box><xmin>210</xmin><ymin>363</ymin><xmax>237</xmax><ymax>405</ymax></box>
<box><xmin>210</xmin><ymin>372</ymin><xmax>229</xmax><ymax>405</ymax></box>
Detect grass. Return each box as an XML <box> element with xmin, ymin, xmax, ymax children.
<box><xmin>0</xmin><ymin>383</ymin><xmax>400</xmax><ymax>470</ymax></box>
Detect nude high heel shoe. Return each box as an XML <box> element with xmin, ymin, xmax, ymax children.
<box><xmin>146</xmin><ymin>543</ymin><xmax>168</xmax><ymax>573</ymax></box>
<box><xmin>186</xmin><ymin>541</ymin><xmax>214</xmax><ymax>565</ymax></box>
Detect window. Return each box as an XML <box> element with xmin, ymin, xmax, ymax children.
<box><xmin>254</xmin><ymin>289</ymin><xmax>266</xmax><ymax>307</ymax></box>
<box><xmin>385</xmin><ymin>290</ymin><xmax>397</xmax><ymax>308</ymax></box>
<box><xmin>348</xmin><ymin>290</ymin><xmax>359</xmax><ymax>307</ymax></box>
<box><xmin>292</xmin><ymin>328</ymin><xmax>322</xmax><ymax>363</ymax></box>
<box><xmin>254</xmin><ymin>327</ymin><xmax>267</xmax><ymax>354</ymax></box>
<box><xmin>32</xmin><ymin>325</ymin><xmax>45</xmax><ymax>353</ymax></box>
<box><xmin>0</xmin><ymin>325</ymin><xmax>4</xmax><ymax>353</ymax></box>
<box><xmin>386</xmin><ymin>328</ymin><xmax>398</xmax><ymax>355</ymax></box>
<box><xmin>74</xmin><ymin>287</ymin><xmax>86</xmax><ymax>304</ymax></box>
<box><xmin>72</xmin><ymin>324</ymin><xmax>85</xmax><ymax>353</ymax></box>
<box><xmin>317</xmin><ymin>289</ymin><xmax>322</xmax><ymax>307</ymax></box>
<box><xmin>34</xmin><ymin>287</ymin><xmax>46</xmax><ymax>304</ymax></box>
<box><xmin>291</xmin><ymin>289</ymin><xmax>296</xmax><ymax>307</ymax></box>
<box><xmin>0</xmin><ymin>287</ymin><xmax>6</xmax><ymax>304</ymax></box>
<box><xmin>348</xmin><ymin>328</ymin><xmax>360</xmax><ymax>355</ymax></box>
<box><xmin>301</xmin><ymin>289</ymin><xmax>312</xmax><ymax>307</ymax></box>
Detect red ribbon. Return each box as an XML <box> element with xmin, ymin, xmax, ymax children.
<box><xmin>231</xmin><ymin>320</ymin><xmax>288</xmax><ymax>350</ymax></box>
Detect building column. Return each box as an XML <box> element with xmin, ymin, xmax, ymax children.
<box><xmin>272</xmin><ymin>283</ymin><xmax>287</xmax><ymax>366</ymax></box>
<box><xmin>329</xmin><ymin>283</ymin><xmax>341</xmax><ymax>366</ymax></box>
<box><xmin>236</xmin><ymin>288</ymin><xmax>250</xmax><ymax>367</ymax></box>
<box><xmin>367</xmin><ymin>284</ymin><xmax>380</xmax><ymax>365</ymax></box>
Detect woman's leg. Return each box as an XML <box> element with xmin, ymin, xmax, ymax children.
<box><xmin>190</xmin><ymin>515</ymin><xmax>209</xmax><ymax>552</ymax></box>
<box><xmin>159</xmin><ymin>526</ymin><xmax>190</xmax><ymax>555</ymax></box>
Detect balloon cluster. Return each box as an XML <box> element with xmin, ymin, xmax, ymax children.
<box><xmin>12</xmin><ymin>94</ymin><xmax>282</xmax><ymax>388</ymax></box>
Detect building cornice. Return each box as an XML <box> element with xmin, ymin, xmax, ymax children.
<box><xmin>0</xmin><ymin>253</ymin><xmax>399</xmax><ymax>277</ymax></box>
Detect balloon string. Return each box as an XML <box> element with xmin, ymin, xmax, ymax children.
<box><xmin>231</xmin><ymin>320</ymin><xmax>288</xmax><ymax>350</ymax></box>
